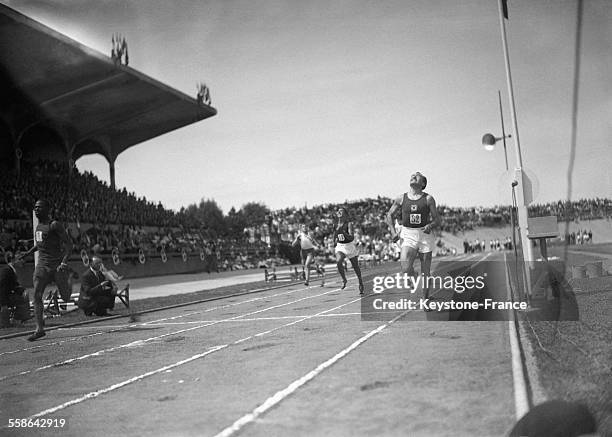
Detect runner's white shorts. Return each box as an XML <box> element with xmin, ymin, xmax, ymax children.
<box><xmin>335</xmin><ymin>241</ymin><xmax>359</xmax><ymax>259</ymax></box>
<box><xmin>400</xmin><ymin>226</ymin><xmax>434</xmax><ymax>253</ymax></box>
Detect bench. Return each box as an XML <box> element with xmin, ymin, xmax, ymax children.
<box><xmin>264</xmin><ymin>265</ymin><xmax>325</xmax><ymax>286</ymax></box>
<box><xmin>42</xmin><ymin>289</ymin><xmax>80</xmax><ymax>316</ymax></box>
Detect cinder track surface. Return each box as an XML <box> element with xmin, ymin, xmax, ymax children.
<box><xmin>0</xmin><ymin>253</ymin><xmax>517</xmax><ymax>436</ymax></box>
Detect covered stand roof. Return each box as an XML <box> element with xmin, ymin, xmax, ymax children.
<box><xmin>0</xmin><ymin>3</ymin><xmax>216</xmax><ymax>163</ymax></box>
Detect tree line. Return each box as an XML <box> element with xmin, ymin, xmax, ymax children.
<box><xmin>178</xmin><ymin>199</ymin><xmax>270</xmax><ymax>239</ymax></box>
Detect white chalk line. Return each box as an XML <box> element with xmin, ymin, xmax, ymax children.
<box><xmin>135</xmin><ymin>284</ymin><xmax>312</xmax><ymax>325</ymax></box>
<box><xmin>17</xmin><ymin>288</ymin><xmax>365</xmax><ymax>422</ymax></box>
<box><xmin>0</xmin><ymin>285</ymin><xmax>345</xmax><ymax>382</ymax></box>
<box><xmin>17</xmin><ymin>344</ymin><xmax>229</xmax><ymax>422</ymax></box>
<box><xmin>213</xmin><ymin>255</ymin><xmax>499</xmax><ymax>437</ymax></box>
<box><xmin>232</xmin><ymin>295</ymin><xmax>364</xmax><ymax>345</ymax></box>
<box><xmin>504</xmin><ymin>252</ymin><xmax>530</xmax><ymax>420</ymax></box>
<box><xmin>0</xmin><ymin>332</ymin><xmax>108</xmax><ymax>357</ymax></box>
<box><xmin>119</xmin><ymin>277</ymin><xmax>346</xmax><ymax>327</ymax></box>
<box><xmin>214</xmin><ymin>308</ymin><xmax>412</xmax><ymax>437</ymax></box>
<box><xmin>508</xmin><ymin>320</ymin><xmax>529</xmax><ymax>420</ymax></box>
<box><xmin>116</xmin><ymin>311</ymin><xmax>389</xmax><ymax>325</ymax></box>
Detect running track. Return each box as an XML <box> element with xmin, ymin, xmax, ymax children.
<box><xmin>0</xmin><ymin>252</ymin><xmax>519</xmax><ymax>436</ymax></box>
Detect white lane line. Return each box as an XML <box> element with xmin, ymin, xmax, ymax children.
<box><xmin>231</xmin><ymin>296</ymin><xmax>364</xmax><ymax>345</ymax></box>
<box><xmin>130</xmin><ymin>279</ymin><xmax>348</xmax><ymax>326</ymax></box>
<box><xmin>508</xmin><ymin>320</ymin><xmax>530</xmax><ymax>420</ymax></box>
<box><xmin>16</xmin><ymin>345</ymin><xmax>229</xmax><ymax>422</ymax></box>
<box><xmin>134</xmin><ymin>284</ymin><xmax>313</xmax><ymax>325</ymax></box>
<box><xmin>504</xmin><ymin>252</ymin><xmax>530</xmax><ymax>420</ymax></box>
<box><xmin>214</xmin><ymin>309</ymin><xmax>411</xmax><ymax>437</ymax></box>
<box><xmin>139</xmin><ymin>279</ymin><xmax>351</xmax><ymax>325</ymax></box>
<box><xmin>18</xmin><ymin>288</ymin><xmax>366</xmax><ymax>421</ymax></box>
<box><xmin>247</xmin><ymin>296</ymin><xmax>364</xmax><ymax>340</ymax></box>
<box><xmin>0</xmin><ymin>332</ymin><xmax>108</xmax><ymax>357</ymax></box>
<box><xmin>54</xmin><ymin>325</ymin><xmax>158</xmax><ymax>330</ymax></box>
<box><xmin>464</xmin><ymin>251</ymin><xmax>492</xmax><ymax>268</ymax></box>
<box><xmin>140</xmin><ymin>310</ymin><xmax>390</xmax><ymax>325</ymax></box>
<box><xmin>0</xmin><ymin>287</ymin><xmax>343</xmax><ymax>382</ymax></box>
<box><xmin>145</xmin><ymin>316</ymin><xmax>309</xmax><ymax>324</ymax></box>
<box><xmin>0</xmin><ymin>283</ymin><xmax>313</xmax><ymax>357</ymax></box>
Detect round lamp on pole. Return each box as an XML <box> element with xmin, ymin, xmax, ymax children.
<box><xmin>482</xmin><ymin>133</ymin><xmax>496</xmax><ymax>151</ymax></box>
<box><xmin>482</xmin><ymin>133</ymin><xmax>511</xmax><ymax>151</ymax></box>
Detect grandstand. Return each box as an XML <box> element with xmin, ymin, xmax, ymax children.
<box><xmin>0</xmin><ymin>3</ymin><xmax>221</xmax><ymax>281</ymax></box>
<box><xmin>1</xmin><ymin>156</ymin><xmax>611</xmax><ymax>278</ymax></box>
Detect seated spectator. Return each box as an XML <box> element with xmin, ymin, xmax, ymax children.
<box><xmin>77</xmin><ymin>256</ymin><xmax>118</xmax><ymax>316</ymax></box>
<box><xmin>0</xmin><ymin>252</ymin><xmax>31</xmax><ymax>327</ymax></box>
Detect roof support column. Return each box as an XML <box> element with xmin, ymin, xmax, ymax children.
<box><xmin>109</xmin><ymin>158</ymin><xmax>116</xmax><ymax>190</ymax></box>
<box><xmin>78</xmin><ymin>135</ymin><xmax>116</xmax><ymax>189</ymax></box>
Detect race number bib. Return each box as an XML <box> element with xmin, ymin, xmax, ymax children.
<box><xmin>338</xmin><ymin>234</ymin><xmax>345</xmax><ymax>242</ymax></box>
<box><xmin>409</xmin><ymin>214</ymin><xmax>421</xmax><ymax>225</ymax></box>
<box><xmin>35</xmin><ymin>231</ymin><xmax>44</xmax><ymax>243</ymax></box>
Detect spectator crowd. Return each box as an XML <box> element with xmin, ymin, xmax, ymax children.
<box><xmin>1</xmin><ymin>160</ymin><xmax>610</xmax><ymax>269</ymax></box>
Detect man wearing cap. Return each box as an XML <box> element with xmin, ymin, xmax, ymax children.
<box><xmin>78</xmin><ymin>256</ymin><xmax>117</xmax><ymax>317</ymax></box>
<box><xmin>386</xmin><ymin>172</ymin><xmax>441</xmax><ymax>302</ymax></box>
<box><xmin>19</xmin><ymin>199</ymin><xmax>72</xmax><ymax>341</ymax></box>
<box><xmin>0</xmin><ymin>253</ymin><xmax>31</xmax><ymax>327</ymax></box>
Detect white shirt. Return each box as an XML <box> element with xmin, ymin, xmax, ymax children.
<box><xmin>298</xmin><ymin>231</ymin><xmax>315</xmax><ymax>250</ymax></box>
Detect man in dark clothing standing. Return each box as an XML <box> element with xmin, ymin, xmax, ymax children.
<box><xmin>20</xmin><ymin>200</ymin><xmax>72</xmax><ymax>341</ymax></box>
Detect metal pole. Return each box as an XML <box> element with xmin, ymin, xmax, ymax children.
<box><xmin>498</xmin><ymin>90</ymin><xmax>517</xmax><ymax>254</ymax></box>
<box><xmin>497</xmin><ymin>0</ymin><xmax>534</xmax><ymax>304</ymax></box>
<box><xmin>497</xmin><ymin>0</ymin><xmax>534</xmax><ymax>267</ymax></box>
<box><xmin>498</xmin><ymin>1</ymin><xmax>523</xmax><ymax>169</ymax></box>
<box><xmin>498</xmin><ymin>90</ymin><xmax>509</xmax><ymax>171</ymax></box>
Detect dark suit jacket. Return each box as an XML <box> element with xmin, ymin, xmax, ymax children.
<box><xmin>0</xmin><ymin>265</ymin><xmax>24</xmax><ymax>306</ymax></box>
<box><xmin>78</xmin><ymin>268</ymin><xmax>113</xmax><ymax>311</ymax></box>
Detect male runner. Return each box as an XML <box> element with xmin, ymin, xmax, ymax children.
<box><xmin>386</xmin><ymin>172</ymin><xmax>441</xmax><ymax>300</ymax></box>
<box><xmin>19</xmin><ymin>199</ymin><xmax>72</xmax><ymax>341</ymax></box>
<box><xmin>292</xmin><ymin>224</ymin><xmax>318</xmax><ymax>286</ymax></box>
<box><xmin>333</xmin><ymin>207</ymin><xmax>365</xmax><ymax>295</ymax></box>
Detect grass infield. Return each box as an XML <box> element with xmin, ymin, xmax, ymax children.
<box><xmin>519</xmin><ymin>246</ymin><xmax>612</xmax><ymax>435</ymax></box>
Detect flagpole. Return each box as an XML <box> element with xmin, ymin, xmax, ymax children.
<box><xmin>497</xmin><ymin>0</ymin><xmax>534</xmax><ymax>301</ymax></box>
<box><xmin>498</xmin><ymin>0</ymin><xmax>524</xmax><ymax>169</ymax></box>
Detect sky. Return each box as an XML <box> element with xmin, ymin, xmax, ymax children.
<box><xmin>4</xmin><ymin>0</ymin><xmax>611</xmax><ymax>213</ymax></box>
